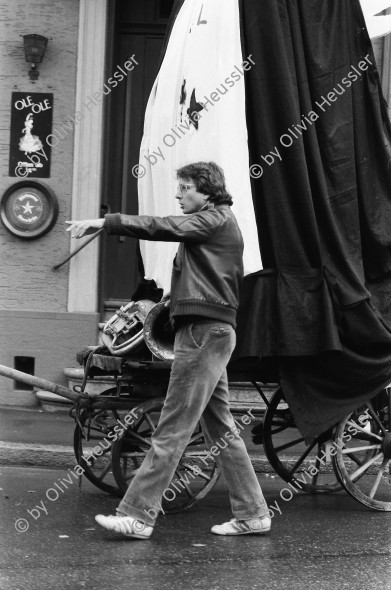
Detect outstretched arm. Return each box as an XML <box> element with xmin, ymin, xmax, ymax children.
<box><xmin>66</xmin><ymin>210</ymin><xmax>222</xmax><ymax>243</ymax></box>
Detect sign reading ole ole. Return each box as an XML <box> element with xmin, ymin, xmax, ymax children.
<box><xmin>14</xmin><ymin>95</ymin><xmax>52</xmax><ymax>113</ymax></box>
<box><xmin>9</xmin><ymin>92</ymin><xmax>53</xmax><ymax>178</ymax></box>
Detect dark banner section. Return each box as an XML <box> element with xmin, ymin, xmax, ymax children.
<box><xmin>9</xmin><ymin>93</ymin><xmax>53</xmax><ymax>178</ymax></box>
<box><xmin>235</xmin><ymin>0</ymin><xmax>391</xmax><ymax>438</ymax></box>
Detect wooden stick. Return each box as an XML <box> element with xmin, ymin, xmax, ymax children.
<box><xmin>0</xmin><ymin>365</ymin><xmax>89</xmax><ymax>403</ymax></box>
<box><xmin>52</xmin><ymin>228</ymin><xmax>104</xmax><ymax>270</ymax></box>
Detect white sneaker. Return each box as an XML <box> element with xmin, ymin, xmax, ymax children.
<box><xmin>211</xmin><ymin>516</ymin><xmax>271</xmax><ymax>536</ymax></box>
<box><xmin>95</xmin><ymin>514</ymin><xmax>153</xmax><ymax>539</ymax></box>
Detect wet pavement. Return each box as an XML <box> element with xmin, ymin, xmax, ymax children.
<box><xmin>1</xmin><ymin>466</ymin><xmax>391</xmax><ymax>590</ymax></box>
<box><xmin>0</xmin><ymin>405</ymin><xmax>74</xmax><ymax>446</ymax></box>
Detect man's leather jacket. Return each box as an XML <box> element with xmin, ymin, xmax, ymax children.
<box><xmin>104</xmin><ymin>203</ymin><xmax>244</xmax><ymax>327</ymax></box>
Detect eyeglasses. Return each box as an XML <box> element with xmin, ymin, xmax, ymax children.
<box><xmin>177</xmin><ymin>183</ymin><xmax>196</xmax><ymax>194</ymax></box>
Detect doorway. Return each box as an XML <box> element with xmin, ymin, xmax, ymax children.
<box><xmin>100</xmin><ymin>0</ymin><xmax>174</xmax><ymax>317</ymax></box>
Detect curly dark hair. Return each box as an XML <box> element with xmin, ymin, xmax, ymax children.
<box><xmin>176</xmin><ymin>161</ymin><xmax>233</xmax><ymax>205</ymax></box>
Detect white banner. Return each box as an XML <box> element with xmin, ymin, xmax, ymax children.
<box><xmin>360</xmin><ymin>0</ymin><xmax>391</xmax><ymax>39</ymax></box>
<box><xmin>137</xmin><ymin>0</ymin><xmax>262</xmax><ymax>293</ymax></box>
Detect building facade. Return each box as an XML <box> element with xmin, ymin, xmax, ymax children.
<box><xmin>0</xmin><ymin>0</ymin><xmax>390</xmax><ymax>404</ymax></box>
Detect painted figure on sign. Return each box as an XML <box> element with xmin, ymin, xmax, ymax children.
<box><xmin>19</xmin><ymin>113</ymin><xmax>43</xmax><ymax>155</ymax></box>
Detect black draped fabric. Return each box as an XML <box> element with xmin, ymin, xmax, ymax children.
<box><xmin>162</xmin><ymin>0</ymin><xmax>391</xmax><ymax>439</ymax></box>
<box><xmin>236</xmin><ymin>0</ymin><xmax>391</xmax><ymax>439</ymax></box>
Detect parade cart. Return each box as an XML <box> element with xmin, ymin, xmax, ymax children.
<box><xmin>2</xmin><ymin>0</ymin><xmax>391</xmax><ymax>518</ymax></box>
<box><xmin>0</xmin><ymin>297</ymin><xmax>390</xmax><ymax>514</ymax></box>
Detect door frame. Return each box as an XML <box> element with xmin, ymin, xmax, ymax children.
<box><xmin>68</xmin><ymin>0</ymin><xmax>109</xmax><ymax>313</ymax></box>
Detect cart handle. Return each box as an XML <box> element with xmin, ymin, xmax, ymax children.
<box><xmin>0</xmin><ymin>365</ymin><xmax>89</xmax><ymax>403</ymax></box>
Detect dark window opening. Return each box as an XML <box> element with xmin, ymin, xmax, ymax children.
<box><xmin>14</xmin><ymin>357</ymin><xmax>35</xmax><ymax>390</ymax></box>
<box><xmin>159</xmin><ymin>0</ymin><xmax>174</xmax><ymax>19</ymax></box>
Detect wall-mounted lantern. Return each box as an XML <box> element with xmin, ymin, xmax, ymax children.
<box><xmin>23</xmin><ymin>34</ymin><xmax>48</xmax><ymax>81</ymax></box>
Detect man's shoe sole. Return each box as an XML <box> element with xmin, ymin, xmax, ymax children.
<box><xmin>211</xmin><ymin>528</ymin><xmax>271</xmax><ymax>536</ymax></box>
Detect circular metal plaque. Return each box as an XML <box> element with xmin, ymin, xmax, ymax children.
<box><xmin>0</xmin><ymin>181</ymin><xmax>58</xmax><ymax>239</ymax></box>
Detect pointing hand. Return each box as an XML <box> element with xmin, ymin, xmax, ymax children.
<box><xmin>65</xmin><ymin>219</ymin><xmax>104</xmax><ymax>238</ymax></box>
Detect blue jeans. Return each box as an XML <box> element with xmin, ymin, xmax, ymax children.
<box><xmin>117</xmin><ymin>320</ymin><xmax>269</xmax><ymax>526</ymax></box>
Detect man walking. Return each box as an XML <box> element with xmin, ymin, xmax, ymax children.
<box><xmin>66</xmin><ymin>161</ymin><xmax>270</xmax><ymax>538</ymax></box>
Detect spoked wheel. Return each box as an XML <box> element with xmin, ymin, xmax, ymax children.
<box><xmin>332</xmin><ymin>388</ymin><xmax>391</xmax><ymax>511</ymax></box>
<box><xmin>73</xmin><ymin>387</ymin><xmax>136</xmax><ymax>496</ymax></box>
<box><xmin>111</xmin><ymin>398</ymin><xmax>221</xmax><ymax>513</ymax></box>
<box><xmin>263</xmin><ymin>387</ymin><xmax>342</xmax><ymax>493</ymax></box>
